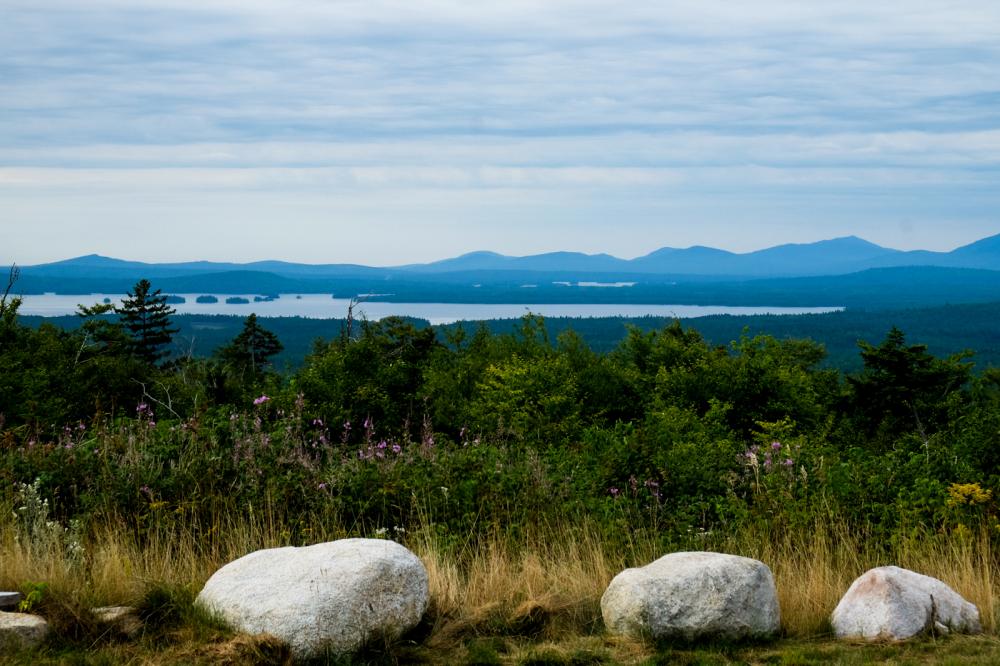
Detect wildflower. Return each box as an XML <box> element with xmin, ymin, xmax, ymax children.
<box><xmin>771</xmin><ymin>441</ymin><xmax>782</xmax><ymax>450</ymax></box>
<box><xmin>253</xmin><ymin>395</ymin><xmax>270</xmax><ymax>406</ymax></box>
<box><xmin>609</xmin><ymin>487</ymin><xmax>620</xmax><ymax>498</ymax></box>
<box><xmin>391</xmin><ymin>443</ymin><xmax>402</xmax><ymax>454</ymax></box>
<box><xmin>783</xmin><ymin>458</ymin><xmax>794</xmax><ymax>467</ymax></box>
<box><xmin>374</xmin><ymin>527</ymin><xmax>388</xmax><ymax>536</ymax></box>
<box><xmin>317</xmin><ymin>482</ymin><xmax>328</xmax><ymax>491</ymax></box>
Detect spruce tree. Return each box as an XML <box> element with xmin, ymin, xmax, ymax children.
<box><xmin>219</xmin><ymin>313</ymin><xmax>283</xmax><ymax>377</ymax></box>
<box><xmin>116</xmin><ymin>279</ymin><xmax>178</xmax><ymax>365</ymax></box>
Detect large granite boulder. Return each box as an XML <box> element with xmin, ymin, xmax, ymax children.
<box><xmin>831</xmin><ymin>566</ymin><xmax>981</xmax><ymax>640</ymax></box>
<box><xmin>0</xmin><ymin>613</ymin><xmax>49</xmax><ymax>652</ymax></box>
<box><xmin>601</xmin><ymin>551</ymin><xmax>780</xmax><ymax>641</ymax></box>
<box><xmin>196</xmin><ymin>538</ymin><xmax>429</xmax><ymax>658</ymax></box>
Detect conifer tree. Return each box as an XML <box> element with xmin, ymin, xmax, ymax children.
<box><xmin>116</xmin><ymin>279</ymin><xmax>178</xmax><ymax>365</ymax></box>
<box><xmin>219</xmin><ymin>312</ymin><xmax>283</xmax><ymax>377</ymax></box>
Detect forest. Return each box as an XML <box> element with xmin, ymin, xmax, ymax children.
<box><xmin>3</xmin><ymin>276</ymin><xmax>1000</xmax><ymax>663</ymax></box>
<box><xmin>18</xmin><ymin>298</ymin><xmax>1000</xmax><ymax>375</ymax></box>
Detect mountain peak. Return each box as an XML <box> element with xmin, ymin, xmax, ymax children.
<box><xmin>49</xmin><ymin>254</ymin><xmax>132</xmax><ymax>267</ymax></box>
<box><xmin>952</xmin><ymin>232</ymin><xmax>1000</xmax><ymax>255</ymax></box>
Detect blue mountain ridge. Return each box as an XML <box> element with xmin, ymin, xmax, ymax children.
<box><xmin>22</xmin><ymin>232</ymin><xmax>1000</xmax><ymax>280</ymax></box>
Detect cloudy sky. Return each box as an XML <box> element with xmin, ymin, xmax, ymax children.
<box><xmin>3</xmin><ymin>1</ymin><xmax>999</xmax><ymax>265</ymax></box>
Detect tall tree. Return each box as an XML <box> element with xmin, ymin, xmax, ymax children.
<box><xmin>218</xmin><ymin>313</ymin><xmax>283</xmax><ymax>378</ymax></box>
<box><xmin>847</xmin><ymin>326</ymin><xmax>972</xmax><ymax>444</ymax></box>
<box><xmin>116</xmin><ymin>279</ymin><xmax>178</xmax><ymax>365</ymax></box>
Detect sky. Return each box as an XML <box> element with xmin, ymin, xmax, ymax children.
<box><xmin>2</xmin><ymin>1</ymin><xmax>999</xmax><ymax>266</ymax></box>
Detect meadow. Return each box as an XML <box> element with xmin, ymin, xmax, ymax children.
<box><xmin>3</xmin><ymin>284</ymin><xmax>1000</xmax><ymax>663</ymax></box>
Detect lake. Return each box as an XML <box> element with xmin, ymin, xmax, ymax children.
<box><xmin>18</xmin><ymin>293</ymin><xmax>843</xmax><ymax>325</ymax></box>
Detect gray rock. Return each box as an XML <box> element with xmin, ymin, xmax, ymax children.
<box><xmin>0</xmin><ymin>592</ymin><xmax>21</xmax><ymax>612</ymax></box>
<box><xmin>0</xmin><ymin>613</ymin><xmax>49</xmax><ymax>652</ymax></box>
<box><xmin>601</xmin><ymin>551</ymin><xmax>780</xmax><ymax>641</ymax></box>
<box><xmin>92</xmin><ymin>605</ymin><xmax>142</xmax><ymax>638</ymax></box>
<box><xmin>831</xmin><ymin>566</ymin><xmax>981</xmax><ymax>641</ymax></box>
<box><xmin>196</xmin><ymin>538</ymin><xmax>428</xmax><ymax>659</ymax></box>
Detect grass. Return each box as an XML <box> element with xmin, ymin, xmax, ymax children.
<box><xmin>1</xmin><ymin>513</ymin><xmax>998</xmax><ymax>664</ymax></box>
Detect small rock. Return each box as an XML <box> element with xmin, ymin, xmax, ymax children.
<box><xmin>196</xmin><ymin>538</ymin><xmax>429</xmax><ymax>659</ymax></box>
<box><xmin>92</xmin><ymin>606</ymin><xmax>142</xmax><ymax>638</ymax></box>
<box><xmin>0</xmin><ymin>613</ymin><xmax>49</xmax><ymax>652</ymax></box>
<box><xmin>0</xmin><ymin>593</ymin><xmax>21</xmax><ymax>612</ymax></box>
<box><xmin>601</xmin><ymin>551</ymin><xmax>780</xmax><ymax>641</ymax></box>
<box><xmin>832</xmin><ymin>566</ymin><xmax>981</xmax><ymax>641</ymax></box>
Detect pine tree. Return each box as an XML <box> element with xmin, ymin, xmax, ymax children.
<box><xmin>116</xmin><ymin>279</ymin><xmax>178</xmax><ymax>365</ymax></box>
<box><xmin>219</xmin><ymin>313</ymin><xmax>283</xmax><ymax>377</ymax></box>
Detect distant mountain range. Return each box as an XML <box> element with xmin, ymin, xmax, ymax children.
<box><xmin>13</xmin><ymin>233</ymin><xmax>1000</xmax><ymax>310</ymax></box>
<box><xmin>22</xmin><ymin>233</ymin><xmax>1000</xmax><ymax>282</ymax></box>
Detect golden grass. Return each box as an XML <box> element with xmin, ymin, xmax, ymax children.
<box><xmin>1</xmin><ymin>513</ymin><xmax>998</xmax><ymax>656</ymax></box>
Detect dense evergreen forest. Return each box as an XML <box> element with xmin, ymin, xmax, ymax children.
<box><xmin>3</xmin><ymin>276</ymin><xmax>1000</xmax><ymax>546</ymax></box>
<box><xmin>18</xmin><ymin>300</ymin><xmax>1000</xmax><ymax>373</ymax></box>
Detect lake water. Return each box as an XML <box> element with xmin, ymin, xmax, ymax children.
<box><xmin>18</xmin><ymin>293</ymin><xmax>843</xmax><ymax>325</ymax></box>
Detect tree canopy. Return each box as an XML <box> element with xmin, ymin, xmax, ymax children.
<box><xmin>116</xmin><ymin>279</ymin><xmax>178</xmax><ymax>366</ymax></box>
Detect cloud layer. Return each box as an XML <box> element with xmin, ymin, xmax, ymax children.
<box><xmin>3</xmin><ymin>1</ymin><xmax>999</xmax><ymax>263</ymax></box>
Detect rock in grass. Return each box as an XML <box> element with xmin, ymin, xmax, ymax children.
<box><xmin>0</xmin><ymin>613</ymin><xmax>49</xmax><ymax>652</ymax></box>
<box><xmin>92</xmin><ymin>605</ymin><xmax>143</xmax><ymax>638</ymax></box>
<box><xmin>831</xmin><ymin>566</ymin><xmax>981</xmax><ymax>641</ymax></box>
<box><xmin>601</xmin><ymin>551</ymin><xmax>780</xmax><ymax>641</ymax></box>
<box><xmin>196</xmin><ymin>538</ymin><xmax>428</xmax><ymax>659</ymax></box>
<box><xmin>0</xmin><ymin>592</ymin><xmax>21</xmax><ymax>612</ymax></box>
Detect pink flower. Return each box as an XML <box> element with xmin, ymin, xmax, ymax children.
<box><xmin>253</xmin><ymin>395</ymin><xmax>270</xmax><ymax>406</ymax></box>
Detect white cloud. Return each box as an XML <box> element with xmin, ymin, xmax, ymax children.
<box><xmin>2</xmin><ymin>1</ymin><xmax>999</xmax><ymax>264</ymax></box>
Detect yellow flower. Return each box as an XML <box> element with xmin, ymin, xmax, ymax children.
<box><xmin>946</xmin><ymin>483</ymin><xmax>992</xmax><ymax>507</ymax></box>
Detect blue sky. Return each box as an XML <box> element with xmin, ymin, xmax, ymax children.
<box><xmin>2</xmin><ymin>1</ymin><xmax>999</xmax><ymax>265</ymax></box>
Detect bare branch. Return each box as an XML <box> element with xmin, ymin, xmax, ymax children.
<box><xmin>344</xmin><ymin>293</ymin><xmax>370</xmax><ymax>341</ymax></box>
<box><xmin>1</xmin><ymin>263</ymin><xmax>20</xmax><ymax>315</ymax></box>
<box><xmin>131</xmin><ymin>379</ymin><xmax>182</xmax><ymax>420</ymax></box>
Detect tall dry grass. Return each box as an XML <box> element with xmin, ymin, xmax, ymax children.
<box><xmin>1</xmin><ymin>511</ymin><xmax>997</xmax><ymax>644</ymax></box>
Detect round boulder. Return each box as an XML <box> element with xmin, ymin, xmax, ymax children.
<box><xmin>831</xmin><ymin>566</ymin><xmax>981</xmax><ymax>640</ymax></box>
<box><xmin>196</xmin><ymin>538</ymin><xmax>429</xmax><ymax>659</ymax></box>
<box><xmin>601</xmin><ymin>551</ymin><xmax>780</xmax><ymax>641</ymax></box>
<box><xmin>0</xmin><ymin>613</ymin><xmax>49</xmax><ymax>652</ymax></box>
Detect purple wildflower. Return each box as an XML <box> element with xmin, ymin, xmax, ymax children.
<box><xmin>253</xmin><ymin>395</ymin><xmax>270</xmax><ymax>406</ymax></box>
